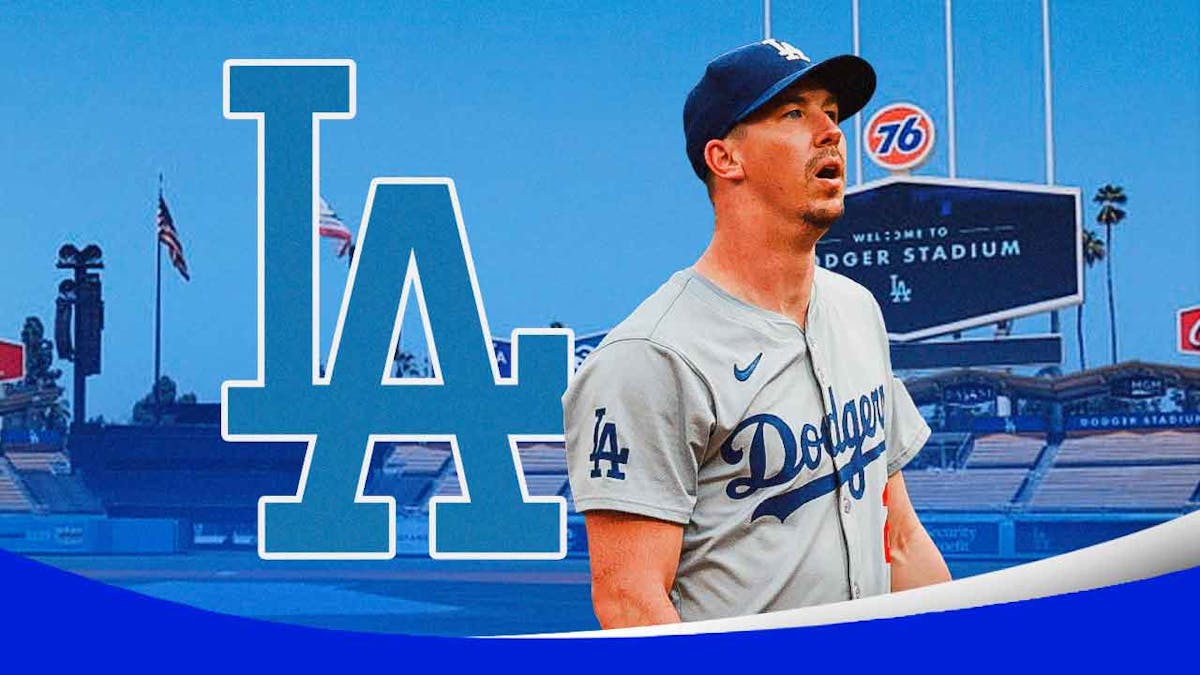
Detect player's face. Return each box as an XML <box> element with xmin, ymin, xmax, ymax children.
<box><xmin>734</xmin><ymin>81</ymin><xmax>847</xmax><ymax>230</ymax></box>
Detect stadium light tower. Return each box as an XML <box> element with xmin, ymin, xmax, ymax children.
<box><xmin>55</xmin><ymin>243</ymin><xmax>105</xmax><ymax>427</ymax></box>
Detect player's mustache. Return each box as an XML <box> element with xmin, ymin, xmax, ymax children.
<box><xmin>805</xmin><ymin>149</ymin><xmax>845</xmax><ymax>177</ymax></box>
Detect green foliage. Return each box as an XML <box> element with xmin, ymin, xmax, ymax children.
<box><xmin>131</xmin><ymin>375</ymin><xmax>197</xmax><ymax>425</ymax></box>
<box><xmin>1093</xmin><ymin>184</ymin><xmax>1128</xmax><ymax>365</ymax></box>
<box><xmin>1080</xmin><ymin>229</ymin><xmax>1105</xmax><ymax>267</ymax></box>
<box><xmin>1</xmin><ymin>316</ymin><xmax>68</xmax><ymax>432</ymax></box>
<box><xmin>1076</xmin><ymin>229</ymin><xmax>1107</xmax><ymax>370</ymax></box>
<box><xmin>1093</xmin><ymin>184</ymin><xmax>1127</xmax><ymax>227</ymax></box>
<box><xmin>392</xmin><ymin>349</ymin><xmax>433</xmax><ymax>378</ymax></box>
<box><xmin>19</xmin><ymin>317</ymin><xmax>61</xmax><ymax>388</ymax></box>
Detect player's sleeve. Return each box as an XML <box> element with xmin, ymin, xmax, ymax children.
<box><xmin>885</xmin><ymin>375</ymin><xmax>930</xmax><ymax>475</ymax></box>
<box><xmin>561</xmin><ymin>338</ymin><xmax>714</xmax><ymax>525</ymax></box>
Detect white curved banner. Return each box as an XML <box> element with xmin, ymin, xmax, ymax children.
<box><xmin>526</xmin><ymin>510</ymin><xmax>1200</xmax><ymax>638</ymax></box>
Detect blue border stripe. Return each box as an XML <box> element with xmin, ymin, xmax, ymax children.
<box><xmin>1</xmin><ymin>549</ymin><xmax>1193</xmax><ymax>670</ymax></box>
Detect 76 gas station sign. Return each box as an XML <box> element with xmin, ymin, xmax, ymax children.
<box><xmin>1180</xmin><ymin>306</ymin><xmax>1200</xmax><ymax>355</ymax></box>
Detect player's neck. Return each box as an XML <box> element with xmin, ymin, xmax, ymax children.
<box><xmin>695</xmin><ymin>207</ymin><xmax>819</xmax><ymax>329</ymax></box>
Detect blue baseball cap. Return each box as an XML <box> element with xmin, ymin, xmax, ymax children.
<box><xmin>683</xmin><ymin>39</ymin><xmax>876</xmax><ymax>180</ymax></box>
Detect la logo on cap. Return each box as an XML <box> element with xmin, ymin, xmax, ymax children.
<box><xmin>762</xmin><ymin>38</ymin><xmax>809</xmax><ymax>62</ymax></box>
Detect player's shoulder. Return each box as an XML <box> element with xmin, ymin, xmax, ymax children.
<box><xmin>565</xmin><ymin>269</ymin><xmax>721</xmax><ymax>394</ymax></box>
<box><xmin>562</xmin><ymin>271</ymin><xmax>711</xmax><ymax>409</ymax></box>
<box><xmin>590</xmin><ymin>268</ymin><xmax>708</xmax><ymax>358</ymax></box>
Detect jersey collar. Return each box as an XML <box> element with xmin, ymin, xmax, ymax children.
<box><xmin>680</xmin><ymin>266</ymin><xmax>821</xmax><ymax>339</ymax></box>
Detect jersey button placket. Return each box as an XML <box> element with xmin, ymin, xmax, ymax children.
<box><xmin>809</xmin><ymin>321</ymin><xmax>858</xmax><ymax>599</ymax></box>
<box><xmin>809</xmin><ymin>336</ymin><xmax>825</xmax><ymax>381</ymax></box>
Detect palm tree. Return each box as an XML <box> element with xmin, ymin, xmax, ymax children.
<box><xmin>1093</xmin><ymin>184</ymin><xmax>1127</xmax><ymax>365</ymax></box>
<box><xmin>1076</xmin><ymin>229</ymin><xmax>1106</xmax><ymax>370</ymax></box>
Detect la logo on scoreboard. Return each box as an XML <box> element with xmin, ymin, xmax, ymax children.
<box><xmin>1179</xmin><ymin>305</ymin><xmax>1200</xmax><ymax>355</ymax></box>
<box><xmin>865</xmin><ymin>102</ymin><xmax>935</xmax><ymax>172</ymax></box>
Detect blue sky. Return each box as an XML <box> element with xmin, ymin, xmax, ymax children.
<box><xmin>1</xmin><ymin>1</ymin><xmax>1197</xmax><ymax>422</ymax></box>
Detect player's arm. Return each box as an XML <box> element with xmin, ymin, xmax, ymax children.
<box><xmin>885</xmin><ymin>470</ymin><xmax>951</xmax><ymax>591</ymax></box>
<box><xmin>585</xmin><ymin>510</ymin><xmax>683</xmax><ymax>628</ymax></box>
<box><xmin>562</xmin><ymin>339</ymin><xmax>710</xmax><ymax>628</ymax></box>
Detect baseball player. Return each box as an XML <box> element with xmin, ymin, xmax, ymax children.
<box><xmin>562</xmin><ymin>39</ymin><xmax>951</xmax><ymax>628</ymax></box>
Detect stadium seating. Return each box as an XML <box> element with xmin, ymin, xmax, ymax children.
<box><xmin>965</xmin><ymin>434</ymin><xmax>1046</xmax><ymax>468</ymax></box>
<box><xmin>430</xmin><ymin>472</ymin><xmax>463</xmax><ymax>502</ymax></box>
<box><xmin>1</xmin><ymin>442</ymin><xmax>64</xmax><ymax>455</ymax></box>
<box><xmin>1023</xmin><ymin>430</ymin><xmax>1200</xmax><ymax>511</ymax></box>
<box><xmin>375</xmin><ymin>444</ymin><xmax>455</xmax><ymax>509</ymax></box>
<box><xmin>384</xmin><ymin>443</ymin><xmax>451</xmax><ymax>476</ymax></box>
<box><xmin>387</xmin><ymin>475</ymin><xmax>440</xmax><ymax>508</ymax></box>
<box><xmin>423</xmin><ymin>443</ymin><xmax>569</xmax><ymax>507</ymax></box>
<box><xmin>903</xmin><ymin>468</ymin><xmax>1029</xmax><ymax>510</ymax></box>
<box><xmin>524</xmin><ymin>474</ymin><xmax>568</xmax><ymax>497</ymax></box>
<box><xmin>16</xmin><ymin>472</ymin><xmax>103</xmax><ymax>513</ymax></box>
<box><xmin>916</xmin><ymin>432</ymin><xmax>973</xmax><ymax>467</ymax></box>
<box><xmin>43</xmin><ymin>419</ymin><xmax>1200</xmax><ymax>542</ymax></box>
<box><xmin>1054</xmin><ymin>430</ymin><xmax>1200</xmax><ymax>465</ymax></box>
<box><xmin>5</xmin><ymin>451</ymin><xmax>70</xmax><ymax>473</ymax></box>
<box><xmin>517</xmin><ymin>444</ymin><xmax>568</xmax><ymax>474</ymax></box>
<box><xmin>0</xmin><ymin>461</ymin><xmax>35</xmax><ymax>512</ymax></box>
<box><xmin>1028</xmin><ymin>464</ymin><xmax>1200</xmax><ymax>510</ymax></box>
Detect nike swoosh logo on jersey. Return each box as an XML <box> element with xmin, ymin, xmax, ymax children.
<box><xmin>734</xmin><ymin>353</ymin><xmax>763</xmax><ymax>381</ymax></box>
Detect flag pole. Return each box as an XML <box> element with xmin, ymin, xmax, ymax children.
<box><xmin>852</xmin><ymin>0</ymin><xmax>863</xmax><ymax>186</ymax></box>
<box><xmin>945</xmin><ymin>0</ymin><xmax>957</xmax><ymax>179</ymax></box>
<box><xmin>1042</xmin><ymin>0</ymin><xmax>1061</xmax><ymax>336</ymax></box>
<box><xmin>155</xmin><ymin>173</ymin><xmax>163</xmax><ymax>423</ymax></box>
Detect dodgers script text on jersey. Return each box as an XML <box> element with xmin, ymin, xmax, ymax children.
<box><xmin>562</xmin><ymin>266</ymin><xmax>930</xmax><ymax>621</ymax></box>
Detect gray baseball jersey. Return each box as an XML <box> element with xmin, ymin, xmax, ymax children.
<box><xmin>562</xmin><ymin>265</ymin><xmax>930</xmax><ymax>621</ymax></box>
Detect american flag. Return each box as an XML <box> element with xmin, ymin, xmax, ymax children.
<box><xmin>157</xmin><ymin>193</ymin><xmax>190</xmax><ymax>281</ymax></box>
<box><xmin>319</xmin><ymin>197</ymin><xmax>354</xmax><ymax>258</ymax></box>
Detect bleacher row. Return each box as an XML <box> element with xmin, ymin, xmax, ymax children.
<box><xmin>3</xmin><ymin>429</ymin><xmax>1197</xmax><ymax>516</ymax></box>
<box><xmin>375</xmin><ymin>444</ymin><xmax>574</xmax><ymax>514</ymax></box>
<box><xmin>374</xmin><ymin>430</ymin><xmax>1200</xmax><ymax>514</ymax></box>
<box><xmin>0</xmin><ymin>450</ymin><xmax>103</xmax><ymax>514</ymax></box>
<box><xmin>1031</xmin><ymin>431</ymin><xmax>1200</xmax><ymax>510</ymax></box>
<box><xmin>0</xmin><ymin>459</ymin><xmax>34</xmax><ymax>512</ymax></box>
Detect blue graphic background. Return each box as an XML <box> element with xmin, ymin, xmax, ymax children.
<box><xmin>0</xmin><ymin>1</ymin><xmax>1194</xmax><ymax>420</ymax></box>
<box><xmin>0</xmin><ymin>0</ymin><xmax>1197</xmax><ymax>656</ymax></box>
<box><xmin>3</xmin><ymin>548</ymin><xmax>1194</xmax><ymax>668</ymax></box>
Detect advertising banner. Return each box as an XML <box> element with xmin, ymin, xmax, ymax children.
<box><xmin>1180</xmin><ymin>306</ymin><xmax>1200</xmax><ymax>355</ymax></box>
<box><xmin>923</xmin><ymin>521</ymin><xmax>1001</xmax><ymax>556</ymax></box>
<box><xmin>1066</xmin><ymin>412</ymin><xmax>1200</xmax><ymax>431</ymax></box>
<box><xmin>0</xmin><ymin>339</ymin><xmax>22</xmax><ymax>383</ymax></box>
<box><xmin>1109</xmin><ymin>375</ymin><xmax>1167</xmax><ymax>399</ymax></box>
<box><xmin>941</xmin><ymin>382</ymin><xmax>998</xmax><ymax>406</ymax></box>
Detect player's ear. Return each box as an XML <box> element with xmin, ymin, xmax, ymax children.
<box><xmin>704</xmin><ymin>137</ymin><xmax>744</xmax><ymax>183</ymax></box>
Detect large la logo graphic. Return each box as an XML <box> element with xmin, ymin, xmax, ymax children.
<box><xmin>221</xmin><ymin>61</ymin><xmax>573</xmax><ymax>560</ymax></box>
